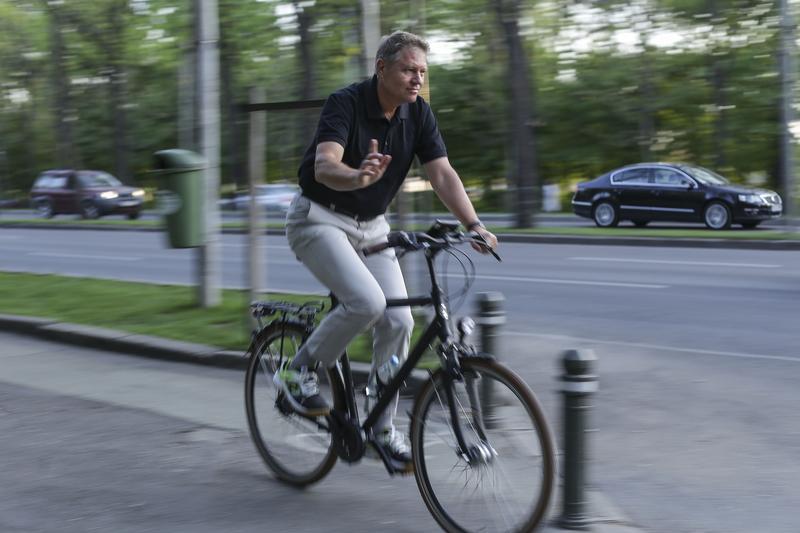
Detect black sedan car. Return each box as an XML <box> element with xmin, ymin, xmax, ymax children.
<box><xmin>571</xmin><ymin>163</ymin><xmax>782</xmax><ymax>229</ymax></box>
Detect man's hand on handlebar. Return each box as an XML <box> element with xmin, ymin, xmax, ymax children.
<box><xmin>470</xmin><ymin>226</ymin><xmax>498</xmax><ymax>256</ymax></box>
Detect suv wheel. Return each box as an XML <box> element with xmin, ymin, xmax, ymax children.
<box><xmin>35</xmin><ymin>199</ymin><xmax>54</xmax><ymax>219</ymax></box>
<box><xmin>80</xmin><ymin>201</ymin><xmax>101</xmax><ymax>220</ymax></box>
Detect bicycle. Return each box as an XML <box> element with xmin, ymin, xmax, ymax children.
<box><xmin>244</xmin><ymin>220</ymin><xmax>556</xmax><ymax>533</ymax></box>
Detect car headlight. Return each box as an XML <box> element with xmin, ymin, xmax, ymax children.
<box><xmin>132</xmin><ymin>189</ymin><xmax>145</xmax><ymax>197</ymax></box>
<box><xmin>738</xmin><ymin>194</ymin><xmax>761</xmax><ymax>204</ymax></box>
<box><xmin>99</xmin><ymin>191</ymin><xmax>119</xmax><ymax>199</ymax></box>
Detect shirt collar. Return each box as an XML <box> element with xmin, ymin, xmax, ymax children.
<box><xmin>366</xmin><ymin>75</ymin><xmax>409</xmax><ymax>122</ymax></box>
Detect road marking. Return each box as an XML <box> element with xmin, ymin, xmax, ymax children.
<box><xmin>450</xmin><ymin>273</ymin><xmax>667</xmax><ymax>289</ymax></box>
<box><xmin>568</xmin><ymin>257</ymin><xmax>781</xmax><ymax>268</ymax></box>
<box><xmin>28</xmin><ymin>252</ymin><xmax>143</xmax><ymax>262</ymax></box>
<box><xmin>506</xmin><ymin>331</ymin><xmax>800</xmax><ymax>363</ymax></box>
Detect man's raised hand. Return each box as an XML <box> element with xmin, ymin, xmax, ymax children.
<box><xmin>355</xmin><ymin>139</ymin><xmax>392</xmax><ymax>188</ymax></box>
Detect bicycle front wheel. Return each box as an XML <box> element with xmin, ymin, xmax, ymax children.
<box><xmin>244</xmin><ymin>321</ymin><xmax>341</xmax><ymax>487</ymax></box>
<box><xmin>411</xmin><ymin>358</ymin><xmax>556</xmax><ymax>533</ymax></box>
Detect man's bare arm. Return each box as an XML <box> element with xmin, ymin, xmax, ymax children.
<box><xmin>314</xmin><ymin>139</ymin><xmax>392</xmax><ymax>191</ymax></box>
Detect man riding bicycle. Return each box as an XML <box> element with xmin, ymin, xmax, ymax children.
<box><xmin>276</xmin><ymin>30</ymin><xmax>498</xmax><ymax>472</ymax></box>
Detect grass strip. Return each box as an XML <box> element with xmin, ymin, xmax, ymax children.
<box><xmin>0</xmin><ymin>272</ymin><xmax>438</xmax><ymax>365</ymax></box>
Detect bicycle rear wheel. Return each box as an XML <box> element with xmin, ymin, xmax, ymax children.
<box><xmin>411</xmin><ymin>358</ymin><xmax>555</xmax><ymax>533</ymax></box>
<box><xmin>244</xmin><ymin>321</ymin><xmax>341</xmax><ymax>487</ymax></box>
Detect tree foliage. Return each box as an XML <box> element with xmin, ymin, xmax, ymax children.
<box><xmin>0</xmin><ymin>0</ymin><xmax>790</xmax><ymax>209</ymax></box>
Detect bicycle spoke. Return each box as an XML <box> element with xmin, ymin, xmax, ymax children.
<box><xmin>245</xmin><ymin>322</ymin><xmax>338</xmax><ymax>486</ymax></box>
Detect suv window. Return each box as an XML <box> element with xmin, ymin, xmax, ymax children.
<box><xmin>78</xmin><ymin>171</ymin><xmax>121</xmax><ymax>188</ymax></box>
<box><xmin>33</xmin><ymin>176</ymin><xmax>51</xmax><ymax>189</ymax></box>
<box><xmin>613</xmin><ymin>168</ymin><xmax>650</xmax><ymax>185</ymax></box>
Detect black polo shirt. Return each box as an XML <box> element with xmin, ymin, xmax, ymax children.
<box><xmin>298</xmin><ymin>75</ymin><xmax>447</xmax><ymax>219</ymax></box>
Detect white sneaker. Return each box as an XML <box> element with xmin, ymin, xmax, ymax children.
<box><xmin>368</xmin><ymin>427</ymin><xmax>413</xmax><ymax>473</ymax></box>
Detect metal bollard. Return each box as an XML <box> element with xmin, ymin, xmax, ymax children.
<box><xmin>558</xmin><ymin>348</ymin><xmax>598</xmax><ymax>531</ymax></box>
<box><xmin>475</xmin><ymin>292</ymin><xmax>505</xmax><ymax>427</ymax></box>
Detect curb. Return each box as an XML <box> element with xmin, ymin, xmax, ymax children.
<box><xmin>2</xmin><ymin>221</ymin><xmax>800</xmax><ymax>250</ymax></box>
<box><xmin>0</xmin><ymin>313</ymin><xmax>428</xmax><ymax>396</ymax></box>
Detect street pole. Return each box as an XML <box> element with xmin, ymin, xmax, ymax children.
<box><xmin>247</xmin><ymin>88</ymin><xmax>266</xmax><ymax>308</ymax></box>
<box><xmin>779</xmin><ymin>0</ymin><xmax>796</xmax><ymax>227</ymax></box>
<box><xmin>196</xmin><ymin>0</ymin><xmax>221</xmax><ymax>307</ymax></box>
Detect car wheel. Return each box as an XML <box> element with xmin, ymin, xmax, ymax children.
<box><xmin>741</xmin><ymin>221</ymin><xmax>760</xmax><ymax>229</ymax></box>
<box><xmin>80</xmin><ymin>201</ymin><xmax>100</xmax><ymax>220</ymax></box>
<box><xmin>127</xmin><ymin>212</ymin><xmax>141</xmax><ymax>220</ymax></box>
<box><xmin>593</xmin><ymin>201</ymin><xmax>619</xmax><ymax>227</ymax></box>
<box><xmin>35</xmin><ymin>199</ymin><xmax>54</xmax><ymax>219</ymax></box>
<box><xmin>632</xmin><ymin>219</ymin><xmax>649</xmax><ymax>227</ymax></box>
<box><xmin>703</xmin><ymin>201</ymin><xmax>731</xmax><ymax>230</ymax></box>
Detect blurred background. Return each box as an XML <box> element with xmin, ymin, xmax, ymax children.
<box><xmin>0</xmin><ymin>0</ymin><xmax>796</xmax><ymax>226</ymax></box>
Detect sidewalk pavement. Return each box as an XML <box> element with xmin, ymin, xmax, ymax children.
<box><xmin>0</xmin><ymin>312</ymin><xmax>648</xmax><ymax>533</ymax></box>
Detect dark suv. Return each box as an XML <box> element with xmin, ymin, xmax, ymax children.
<box><xmin>30</xmin><ymin>170</ymin><xmax>145</xmax><ymax>220</ymax></box>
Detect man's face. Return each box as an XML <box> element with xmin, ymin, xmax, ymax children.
<box><xmin>378</xmin><ymin>46</ymin><xmax>427</xmax><ymax>105</ymax></box>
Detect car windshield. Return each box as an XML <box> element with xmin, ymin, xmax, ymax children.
<box><xmin>679</xmin><ymin>165</ymin><xmax>729</xmax><ymax>186</ymax></box>
<box><xmin>79</xmin><ymin>171</ymin><xmax>122</xmax><ymax>188</ymax></box>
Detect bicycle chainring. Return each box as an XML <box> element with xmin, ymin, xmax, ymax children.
<box><xmin>328</xmin><ymin>410</ymin><xmax>364</xmax><ymax>463</ymax></box>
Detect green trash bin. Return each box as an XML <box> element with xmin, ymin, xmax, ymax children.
<box><xmin>153</xmin><ymin>149</ymin><xmax>206</xmax><ymax>248</ymax></box>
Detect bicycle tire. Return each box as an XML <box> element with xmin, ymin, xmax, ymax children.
<box><xmin>244</xmin><ymin>321</ymin><xmax>342</xmax><ymax>487</ymax></box>
<box><xmin>410</xmin><ymin>357</ymin><xmax>556</xmax><ymax>533</ymax></box>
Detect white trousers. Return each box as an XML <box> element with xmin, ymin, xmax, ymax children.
<box><xmin>286</xmin><ymin>195</ymin><xmax>414</xmax><ymax>430</ymax></box>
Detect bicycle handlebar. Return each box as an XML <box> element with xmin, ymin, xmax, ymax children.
<box><xmin>362</xmin><ymin>228</ymin><xmax>501</xmax><ymax>262</ymax></box>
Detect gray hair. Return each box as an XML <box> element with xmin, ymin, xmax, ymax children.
<box><xmin>375</xmin><ymin>31</ymin><xmax>429</xmax><ymax>67</ymax></box>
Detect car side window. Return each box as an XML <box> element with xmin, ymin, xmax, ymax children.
<box><xmin>51</xmin><ymin>176</ymin><xmax>67</xmax><ymax>189</ymax></box>
<box><xmin>653</xmin><ymin>169</ymin><xmax>687</xmax><ymax>186</ymax></box>
<box><xmin>613</xmin><ymin>168</ymin><xmax>650</xmax><ymax>185</ymax></box>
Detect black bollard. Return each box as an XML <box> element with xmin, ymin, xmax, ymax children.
<box><xmin>558</xmin><ymin>348</ymin><xmax>598</xmax><ymax>531</ymax></box>
<box><xmin>476</xmin><ymin>292</ymin><xmax>505</xmax><ymax>427</ymax></box>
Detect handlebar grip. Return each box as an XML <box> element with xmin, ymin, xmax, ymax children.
<box><xmin>362</xmin><ymin>241</ymin><xmax>391</xmax><ymax>256</ymax></box>
<box><xmin>362</xmin><ymin>231</ymin><xmax>416</xmax><ymax>256</ymax></box>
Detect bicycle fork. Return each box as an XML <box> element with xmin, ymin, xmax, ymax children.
<box><xmin>443</xmin><ymin>369</ymin><xmax>498</xmax><ymax>466</ymax></box>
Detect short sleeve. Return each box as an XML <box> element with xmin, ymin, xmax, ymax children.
<box><xmin>316</xmin><ymin>92</ymin><xmax>354</xmax><ymax>147</ymax></box>
<box><xmin>415</xmin><ymin>102</ymin><xmax>447</xmax><ymax>164</ymax></box>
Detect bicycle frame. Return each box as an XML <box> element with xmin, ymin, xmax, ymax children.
<box><xmin>333</xmin><ymin>244</ymin><xmax>469</xmax><ymax>444</ymax></box>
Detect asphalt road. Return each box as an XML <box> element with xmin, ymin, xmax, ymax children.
<box><xmin>2</xmin><ymin>227</ymin><xmax>800</xmax><ymax>532</ymax></box>
<box><xmin>1</xmin><ymin>227</ymin><xmax>798</xmax><ymax>358</ymax></box>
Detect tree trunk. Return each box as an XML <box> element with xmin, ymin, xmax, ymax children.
<box><xmin>492</xmin><ymin>0</ymin><xmax>537</xmax><ymax>228</ymax></box>
<box><xmin>220</xmin><ymin>33</ymin><xmax>245</xmax><ymax>188</ymax></box>
<box><xmin>108</xmin><ymin>0</ymin><xmax>131</xmax><ymax>182</ymax></box>
<box><xmin>708</xmin><ymin>0</ymin><xmax>728</xmax><ymax>170</ymax></box>
<box><xmin>638</xmin><ymin>48</ymin><xmax>655</xmax><ymax>161</ymax></box>
<box><xmin>296</xmin><ymin>4</ymin><xmax>316</xmax><ymax>145</ymax></box>
<box><xmin>44</xmin><ymin>2</ymin><xmax>79</xmax><ymax>168</ymax></box>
